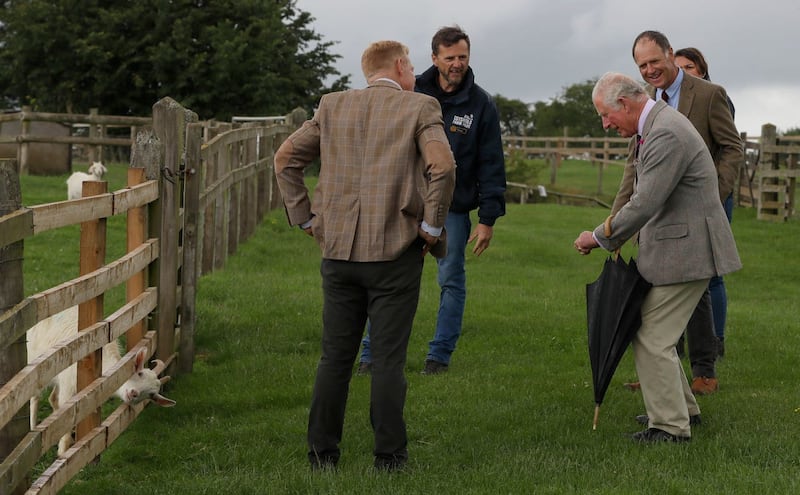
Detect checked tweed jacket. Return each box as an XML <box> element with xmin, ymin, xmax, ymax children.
<box><xmin>275</xmin><ymin>80</ymin><xmax>455</xmax><ymax>262</ymax></box>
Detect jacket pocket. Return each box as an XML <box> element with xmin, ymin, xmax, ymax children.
<box><xmin>654</xmin><ymin>223</ymin><xmax>688</xmax><ymax>240</ymax></box>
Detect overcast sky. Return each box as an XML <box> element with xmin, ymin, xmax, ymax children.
<box><xmin>295</xmin><ymin>0</ymin><xmax>800</xmax><ymax>136</ymax></box>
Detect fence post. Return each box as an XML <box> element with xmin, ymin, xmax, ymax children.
<box><xmin>242</xmin><ymin>131</ymin><xmax>257</xmax><ymax>241</ymax></box>
<box><xmin>593</xmin><ymin>140</ymin><xmax>603</xmax><ymax>196</ymax></box>
<box><xmin>201</xmin><ymin>140</ymin><xmax>218</xmax><ymax>275</ymax></box>
<box><xmin>126</xmin><ymin>167</ymin><xmax>148</xmax><ymax>349</ymax></box>
<box><xmin>179</xmin><ymin>123</ymin><xmax>204</xmax><ymax>373</ymax></box>
<box><xmin>75</xmin><ymin>180</ymin><xmax>108</xmax><ymax>454</ymax></box>
<box><xmin>214</xmin><ymin>142</ymin><xmax>229</xmax><ymax>270</ymax></box>
<box><xmin>88</xmin><ymin>108</ymin><xmax>100</xmax><ymax>163</ymax></box>
<box><xmin>757</xmin><ymin>124</ymin><xmax>779</xmax><ymax>220</ymax></box>
<box><xmin>19</xmin><ymin>107</ymin><xmax>31</xmax><ymax>175</ymax></box>
<box><xmin>0</xmin><ymin>161</ymin><xmax>28</xmax><ymax>494</ymax></box>
<box><xmin>550</xmin><ymin>149</ymin><xmax>561</xmax><ymax>186</ymax></box>
<box><xmin>256</xmin><ymin>127</ymin><xmax>270</xmax><ymax>223</ymax></box>
<box><xmin>226</xmin><ymin>139</ymin><xmax>240</xmax><ymax>257</ymax></box>
<box><xmin>150</xmin><ymin>97</ymin><xmax>198</xmax><ymax>367</ymax></box>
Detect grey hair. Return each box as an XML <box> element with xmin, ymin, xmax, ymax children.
<box><xmin>592</xmin><ymin>72</ymin><xmax>647</xmax><ymax>110</ymax></box>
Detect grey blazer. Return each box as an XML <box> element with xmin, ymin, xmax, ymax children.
<box><xmin>611</xmin><ymin>74</ymin><xmax>743</xmax><ymax>213</ymax></box>
<box><xmin>595</xmin><ymin>101</ymin><xmax>742</xmax><ymax>286</ymax></box>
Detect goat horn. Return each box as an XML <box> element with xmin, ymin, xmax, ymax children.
<box><xmin>150</xmin><ymin>359</ymin><xmax>167</xmax><ymax>374</ymax></box>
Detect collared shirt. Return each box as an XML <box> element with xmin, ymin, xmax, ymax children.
<box><xmin>372</xmin><ymin>77</ymin><xmax>402</xmax><ymax>90</ymax></box>
<box><xmin>638</xmin><ymin>99</ymin><xmax>657</xmax><ymax>136</ymax></box>
<box><xmin>657</xmin><ymin>69</ymin><xmax>684</xmax><ymax>109</ymax></box>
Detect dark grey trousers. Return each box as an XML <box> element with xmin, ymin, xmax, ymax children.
<box><xmin>686</xmin><ymin>289</ymin><xmax>718</xmax><ymax>378</ymax></box>
<box><xmin>307</xmin><ymin>242</ymin><xmax>424</xmax><ymax>465</ymax></box>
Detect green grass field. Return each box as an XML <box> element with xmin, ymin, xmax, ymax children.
<box><xmin>15</xmin><ymin>163</ymin><xmax>800</xmax><ymax>494</ymax></box>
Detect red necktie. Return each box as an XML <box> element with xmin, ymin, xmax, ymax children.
<box><xmin>661</xmin><ymin>91</ymin><xmax>669</xmax><ymax>103</ymax></box>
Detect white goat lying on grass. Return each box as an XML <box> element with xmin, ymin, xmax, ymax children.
<box><xmin>28</xmin><ymin>306</ymin><xmax>176</xmax><ymax>455</ymax></box>
<box><xmin>66</xmin><ymin>161</ymin><xmax>107</xmax><ymax>199</ymax></box>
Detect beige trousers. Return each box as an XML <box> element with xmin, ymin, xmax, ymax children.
<box><xmin>633</xmin><ymin>278</ymin><xmax>710</xmax><ymax>437</ymax></box>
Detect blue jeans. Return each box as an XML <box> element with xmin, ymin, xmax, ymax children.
<box><xmin>710</xmin><ymin>194</ymin><xmax>733</xmax><ymax>340</ymax></box>
<box><xmin>360</xmin><ymin>211</ymin><xmax>471</xmax><ymax>365</ymax></box>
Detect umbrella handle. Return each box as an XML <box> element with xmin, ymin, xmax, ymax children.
<box><xmin>593</xmin><ymin>404</ymin><xmax>600</xmax><ymax>430</ymax></box>
<box><xmin>603</xmin><ymin>215</ymin><xmax>621</xmax><ymax>261</ymax></box>
<box><xmin>603</xmin><ymin>215</ymin><xmax>613</xmax><ymax>237</ymax></box>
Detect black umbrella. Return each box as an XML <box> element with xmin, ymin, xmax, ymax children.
<box><xmin>586</xmin><ymin>254</ymin><xmax>652</xmax><ymax>430</ymax></box>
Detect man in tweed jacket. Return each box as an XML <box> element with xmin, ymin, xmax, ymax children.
<box><xmin>575</xmin><ymin>72</ymin><xmax>741</xmax><ymax>443</ymax></box>
<box><xmin>274</xmin><ymin>40</ymin><xmax>455</xmax><ymax>471</ymax></box>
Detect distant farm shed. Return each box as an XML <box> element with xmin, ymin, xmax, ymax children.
<box><xmin>0</xmin><ymin>116</ymin><xmax>72</xmax><ymax>175</ymax></box>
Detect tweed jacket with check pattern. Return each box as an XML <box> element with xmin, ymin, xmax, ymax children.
<box><xmin>274</xmin><ymin>80</ymin><xmax>455</xmax><ymax>262</ymax></box>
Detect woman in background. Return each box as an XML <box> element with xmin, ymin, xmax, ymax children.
<box><xmin>675</xmin><ymin>47</ymin><xmax>735</xmax><ymax>117</ymax></box>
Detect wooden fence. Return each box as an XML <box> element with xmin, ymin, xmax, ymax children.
<box><xmin>503</xmin><ymin>126</ymin><xmax>799</xmax><ymax>220</ymax></box>
<box><xmin>750</xmin><ymin>124</ymin><xmax>799</xmax><ymax>221</ymax></box>
<box><xmin>503</xmin><ymin>134</ymin><xmax>629</xmax><ymax>197</ymax></box>
<box><xmin>0</xmin><ymin>97</ymin><xmax>304</xmax><ymax>494</ymax></box>
<box><xmin>0</xmin><ymin>107</ymin><xmax>151</xmax><ymax>174</ymax></box>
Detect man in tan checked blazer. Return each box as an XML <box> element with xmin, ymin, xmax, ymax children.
<box><xmin>274</xmin><ymin>40</ymin><xmax>455</xmax><ymax>471</ymax></box>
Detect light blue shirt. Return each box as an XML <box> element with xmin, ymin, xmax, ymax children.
<box><xmin>657</xmin><ymin>69</ymin><xmax>684</xmax><ymax>109</ymax></box>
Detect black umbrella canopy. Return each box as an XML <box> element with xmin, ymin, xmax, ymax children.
<box><xmin>586</xmin><ymin>255</ymin><xmax>652</xmax><ymax>430</ymax></box>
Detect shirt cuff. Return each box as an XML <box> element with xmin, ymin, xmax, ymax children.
<box><xmin>300</xmin><ymin>218</ymin><xmax>313</xmax><ymax>230</ymax></box>
<box><xmin>420</xmin><ymin>221</ymin><xmax>442</xmax><ymax>237</ymax></box>
<box><xmin>592</xmin><ymin>232</ymin><xmax>609</xmax><ymax>251</ymax></box>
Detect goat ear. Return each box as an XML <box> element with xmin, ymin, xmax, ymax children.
<box><xmin>134</xmin><ymin>348</ymin><xmax>147</xmax><ymax>371</ymax></box>
<box><xmin>152</xmin><ymin>394</ymin><xmax>176</xmax><ymax>407</ymax></box>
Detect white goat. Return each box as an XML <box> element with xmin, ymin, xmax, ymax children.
<box><xmin>66</xmin><ymin>161</ymin><xmax>108</xmax><ymax>199</ymax></box>
<box><xmin>28</xmin><ymin>306</ymin><xmax>175</xmax><ymax>455</ymax></box>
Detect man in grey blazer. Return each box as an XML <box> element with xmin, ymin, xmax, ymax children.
<box><xmin>574</xmin><ymin>72</ymin><xmax>741</xmax><ymax>442</ymax></box>
<box><xmin>275</xmin><ymin>40</ymin><xmax>455</xmax><ymax>470</ymax></box>
<box><xmin>613</xmin><ymin>30</ymin><xmax>744</xmax><ymax>396</ymax></box>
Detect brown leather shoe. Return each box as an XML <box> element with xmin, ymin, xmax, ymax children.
<box><xmin>623</xmin><ymin>381</ymin><xmax>641</xmax><ymax>391</ymax></box>
<box><xmin>691</xmin><ymin>376</ymin><xmax>719</xmax><ymax>395</ymax></box>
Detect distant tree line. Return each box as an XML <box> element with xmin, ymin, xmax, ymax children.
<box><xmin>494</xmin><ymin>79</ymin><xmax>603</xmax><ymax>137</ymax></box>
<box><xmin>0</xmin><ymin>0</ymin><xmax>349</xmax><ymax>120</ymax></box>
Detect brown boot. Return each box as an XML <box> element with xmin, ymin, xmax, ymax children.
<box><xmin>691</xmin><ymin>376</ymin><xmax>719</xmax><ymax>395</ymax></box>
